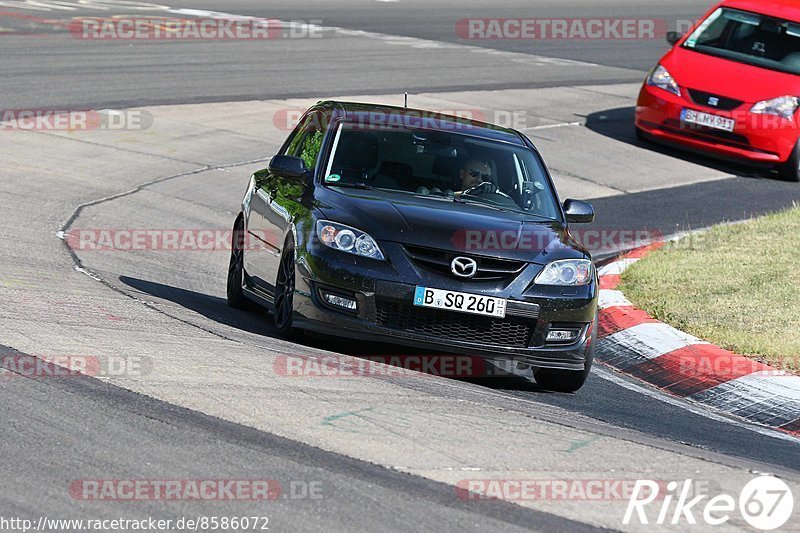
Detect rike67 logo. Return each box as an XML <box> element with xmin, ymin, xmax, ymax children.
<box><xmin>624</xmin><ymin>476</ymin><xmax>794</xmax><ymax>530</ymax></box>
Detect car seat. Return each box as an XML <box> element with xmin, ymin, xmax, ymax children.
<box><xmin>371</xmin><ymin>160</ymin><xmax>411</xmax><ymax>189</ymax></box>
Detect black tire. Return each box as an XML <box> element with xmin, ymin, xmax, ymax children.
<box><xmin>778</xmin><ymin>140</ymin><xmax>800</xmax><ymax>182</ymax></box>
<box><xmin>634</xmin><ymin>126</ymin><xmax>648</xmax><ymax>143</ymax></box>
<box><xmin>533</xmin><ymin>366</ymin><xmax>591</xmax><ymax>393</ymax></box>
<box><xmin>226</xmin><ymin>217</ymin><xmax>259</xmax><ymax>311</ymax></box>
<box><xmin>273</xmin><ymin>243</ymin><xmax>297</xmax><ymax>334</ymax></box>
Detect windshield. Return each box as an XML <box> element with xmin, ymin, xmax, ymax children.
<box><xmin>322</xmin><ymin>122</ymin><xmax>561</xmax><ymax>220</ymax></box>
<box><xmin>683</xmin><ymin>7</ymin><xmax>800</xmax><ymax>75</ymax></box>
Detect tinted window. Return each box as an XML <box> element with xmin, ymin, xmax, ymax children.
<box><xmin>684</xmin><ymin>8</ymin><xmax>800</xmax><ymax>74</ymax></box>
<box><xmin>285</xmin><ymin>111</ymin><xmax>329</xmax><ymax>169</ymax></box>
<box><xmin>323</xmin><ymin>124</ymin><xmax>560</xmax><ymax>220</ymax></box>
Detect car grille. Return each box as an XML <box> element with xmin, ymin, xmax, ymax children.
<box><xmin>375</xmin><ymin>299</ymin><xmax>534</xmax><ymax>348</ymax></box>
<box><xmin>688</xmin><ymin>89</ymin><xmax>743</xmax><ymax>111</ymax></box>
<box><xmin>403</xmin><ymin>244</ymin><xmax>526</xmax><ymax>281</ymax></box>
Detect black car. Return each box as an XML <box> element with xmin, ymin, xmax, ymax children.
<box><xmin>227</xmin><ymin>101</ymin><xmax>598</xmax><ymax>392</ymax></box>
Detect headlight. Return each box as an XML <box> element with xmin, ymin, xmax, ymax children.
<box><xmin>751</xmin><ymin>96</ymin><xmax>799</xmax><ymax>120</ymax></box>
<box><xmin>316</xmin><ymin>220</ymin><xmax>385</xmax><ymax>260</ymax></box>
<box><xmin>646</xmin><ymin>65</ymin><xmax>681</xmax><ymax>97</ymax></box>
<box><xmin>534</xmin><ymin>259</ymin><xmax>593</xmax><ymax>286</ymax></box>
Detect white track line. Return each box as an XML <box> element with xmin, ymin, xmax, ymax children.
<box><xmin>520</xmin><ymin>121</ymin><xmax>583</xmax><ymax>131</ymax></box>
<box><xmin>167</xmin><ymin>9</ymin><xmax>609</xmax><ymax>69</ymax></box>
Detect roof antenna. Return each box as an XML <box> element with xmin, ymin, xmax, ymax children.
<box><xmin>404</xmin><ymin>92</ymin><xmax>408</xmax><ymax>109</ymax></box>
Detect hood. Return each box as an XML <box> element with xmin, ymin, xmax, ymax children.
<box><xmin>314</xmin><ymin>188</ymin><xmax>587</xmax><ymax>263</ymax></box>
<box><xmin>663</xmin><ymin>46</ymin><xmax>800</xmax><ymax>103</ymax></box>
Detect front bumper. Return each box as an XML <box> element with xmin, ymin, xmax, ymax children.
<box><xmin>290</xmin><ymin>241</ymin><xmax>597</xmax><ymax>371</ymax></box>
<box><xmin>635</xmin><ymin>83</ymin><xmax>798</xmax><ymax>165</ymax></box>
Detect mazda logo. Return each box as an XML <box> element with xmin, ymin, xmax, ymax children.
<box><xmin>451</xmin><ymin>256</ymin><xmax>478</xmax><ymax>278</ymax></box>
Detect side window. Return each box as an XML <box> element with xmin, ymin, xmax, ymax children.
<box><xmin>285</xmin><ymin>111</ymin><xmax>328</xmax><ymax>170</ymax></box>
<box><xmin>298</xmin><ymin>129</ymin><xmax>325</xmax><ymax>170</ymax></box>
<box><xmin>282</xmin><ymin>114</ymin><xmax>313</xmax><ymax>156</ymax></box>
<box><xmin>697</xmin><ymin>16</ymin><xmax>727</xmax><ymax>46</ymax></box>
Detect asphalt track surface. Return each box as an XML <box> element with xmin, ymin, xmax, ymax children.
<box><xmin>1</xmin><ymin>345</ymin><xmax>597</xmax><ymax>533</ymax></box>
<box><xmin>1</xmin><ymin>1</ymin><xmax>800</xmax><ymax>531</ymax></box>
<box><xmin>0</xmin><ymin>0</ymin><xmax>710</xmax><ymax>109</ymax></box>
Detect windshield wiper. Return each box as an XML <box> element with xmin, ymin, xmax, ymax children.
<box><xmin>453</xmin><ymin>193</ymin><xmax>487</xmax><ymax>204</ymax></box>
<box><xmin>454</xmin><ymin>195</ymin><xmax>555</xmax><ymax>220</ymax></box>
<box><xmin>453</xmin><ymin>195</ymin><xmax>516</xmax><ymax>212</ymax></box>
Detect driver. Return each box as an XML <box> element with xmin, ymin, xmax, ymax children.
<box><xmin>456</xmin><ymin>159</ymin><xmax>492</xmax><ymax>195</ymax></box>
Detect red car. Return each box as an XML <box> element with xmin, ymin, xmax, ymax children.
<box><xmin>636</xmin><ymin>0</ymin><xmax>800</xmax><ymax>181</ymax></box>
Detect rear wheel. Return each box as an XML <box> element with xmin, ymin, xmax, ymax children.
<box><xmin>778</xmin><ymin>140</ymin><xmax>800</xmax><ymax>182</ymax></box>
<box><xmin>227</xmin><ymin>217</ymin><xmax>258</xmax><ymax>311</ymax></box>
<box><xmin>273</xmin><ymin>244</ymin><xmax>297</xmax><ymax>334</ymax></box>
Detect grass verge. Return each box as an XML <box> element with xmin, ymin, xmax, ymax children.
<box><xmin>619</xmin><ymin>205</ymin><xmax>800</xmax><ymax>370</ymax></box>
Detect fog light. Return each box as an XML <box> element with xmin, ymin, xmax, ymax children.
<box><xmin>546</xmin><ymin>329</ymin><xmax>580</xmax><ymax>343</ymax></box>
<box><xmin>322</xmin><ymin>292</ymin><xmax>357</xmax><ymax>311</ymax></box>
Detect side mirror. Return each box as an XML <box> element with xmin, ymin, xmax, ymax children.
<box><xmin>666</xmin><ymin>31</ymin><xmax>683</xmax><ymax>45</ymax></box>
<box><xmin>269</xmin><ymin>155</ymin><xmax>309</xmax><ymax>181</ymax></box>
<box><xmin>563</xmin><ymin>199</ymin><xmax>595</xmax><ymax>224</ymax></box>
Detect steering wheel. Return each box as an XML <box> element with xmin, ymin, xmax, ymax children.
<box><xmin>462</xmin><ymin>181</ymin><xmax>514</xmax><ymax>200</ymax></box>
<box><xmin>461</xmin><ymin>181</ymin><xmax>497</xmax><ymax>196</ymax></box>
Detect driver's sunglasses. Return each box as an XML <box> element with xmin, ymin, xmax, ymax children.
<box><xmin>468</xmin><ymin>169</ymin><xmax>492</xmax><ymax>180</ymax></box>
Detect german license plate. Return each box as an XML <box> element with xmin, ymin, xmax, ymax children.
<box><xmin>413</xmin><ymin>287</ymin><xmax>506</xmax><ymax>318</ymax></box>
<box><xmin>681</xmin><ymin>108</ymin><xmax>735</xmax><ymax>132</ymax></box>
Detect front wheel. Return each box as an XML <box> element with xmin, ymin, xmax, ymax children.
<box><xmin>273</xmin><ymin>244</ymin><xmax>297</xmax><ymax>335</ymax></box>
<box><xmin>778</xmin><ymin>140</ymin><xmax>800</xmax><ymax>182</ymax></box>
<box><xmin>227</xmin><ymin>217</ymin><xmax>258</xmax><ymax>311</ymax></box>
<box><xmin>533</xmin><ymin>366</ymin><xmax>591</xmax><ymax>393</ymax></box>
